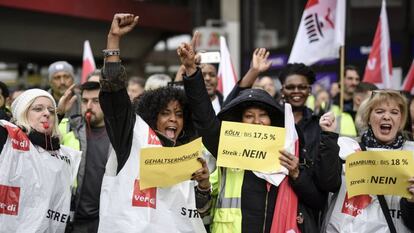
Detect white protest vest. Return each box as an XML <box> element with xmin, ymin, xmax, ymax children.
<box><xmin>98</xmin><ymin>116</ymin><xmax>206</xmax><ymax>233</ymax></box>
<box><xmin>325</xmin><ymin>137</ymin><xmax>413</xmax><ymax>233</ymax></box>
<box><xmin>0</xmin><ymin>120</ymin><xmax>81</xmax><ymax>233</ymax></box>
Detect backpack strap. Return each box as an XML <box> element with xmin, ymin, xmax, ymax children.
<box><xmin>360</xmin><ymin>142</ymin><xmax>397</xmax><ymax>233</ymax></box>
<box><xmin>377</xmin><ymin>195</ymin><xmax>397</xmax><ymax>233</ymax></box>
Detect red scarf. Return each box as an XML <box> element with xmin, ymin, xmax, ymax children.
<box><xmin>270</xmin><ymin>140</ymin><xmax>300</xmax><ymax>233</ymax></box>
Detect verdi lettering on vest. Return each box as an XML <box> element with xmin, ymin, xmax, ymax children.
<box><xmin>389</xmin><ymin>208</ymin><xmax>403</xmax><ymax>219</ymax></box>
<box><xmin>341</xmin><ymin>192</ymin><xmax>372</xmax><ymax>217</ymax></box>
<box><xmin>132</xmin><ymin>179</ymin><xmax>156</xmax><ymax>209</ymax></box>
<box><xmin>5</xmin><ymin>125</ymin><xmax>30</xmax><ymax>151</ymax></box>
<box><xmin>148</xmin><ymin>128</ymin><xmax>161</xmax><ymax>145</ymax></box>
<box><xmin>0</xmin><ymin>185</ymin><xmax>20</xmax><ymax>216</ymax></box>
<box><xmin>180</xmin><ymin>207</ymin><xmax>200</xmax><ymax>218</ymax></box>
<box><xmin>46</xmin><ymin>209</ymin><xmax>69</xmax><ymax>223</ymax></box>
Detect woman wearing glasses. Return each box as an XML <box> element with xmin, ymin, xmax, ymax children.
<box><xmin>278</xmin><ymin>63</ymin><xmax>329</xmax><ymax>231</ymax></box>
<box><xmin>279</xmin><ymin>64</ymin><xmax>322</xmax><ymax>159</ymax></box>
<box><xmin>319</xmin><ymin>90</ymin><xmax>414</xmax><ymax>232</ymax></box>
<box><xmin>0</xmin><ymin>89</ymin><xmax>81</xmax><ymax>233</ymax></box>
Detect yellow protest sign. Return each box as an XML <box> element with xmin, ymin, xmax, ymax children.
<box><xmin>139</xmin><ymin>137</ymin><xmax>203</xmax><ymax>190</ymax></box>
<box><xmin>345</xmin><ymin>150</ymin><xmax>414</xmax><ymax>198</ymax></box>
<box><xmin>217</xmin><ymin>121</ymin><xmax>285</xmax><ymax>173</ymax></box>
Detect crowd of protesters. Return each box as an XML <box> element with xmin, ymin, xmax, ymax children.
<box><xmin>0</xmin><ymin>13</ymin><xmax>413</xmax><ymax>233</ymax></box>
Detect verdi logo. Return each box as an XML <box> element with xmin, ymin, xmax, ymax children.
<box><xmin>132</xmin><ymin>180</ymin><xmax>156</xmax><ymax>209</ymax></box>
<box><xmin>341</xmin><ymin>192</ymin><xmax>372</xmax><ymax>217</ymax></box>
<box><xmin>148</xmin><ymin>128</ymin><xmax>161</xmax><ymax>145</ymax></box>
<box><xmin>5</xmin><ymin>125</ymin><xmax>29</xmax><ymax>151</ymax></box>
<box><xmin>0</xmin><ymin>184</ymin><xmax>20</xmax><ymax>216</ymax></box>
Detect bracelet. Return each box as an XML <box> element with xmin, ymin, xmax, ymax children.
<box><xmin>102</xmin><ymin>49</ymin><xmax>120</xmax><ymax>57</ymax></box>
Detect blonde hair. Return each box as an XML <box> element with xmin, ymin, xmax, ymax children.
<box><xmin>355</xmin><ymin>90</ymin><xmax>407</xmax><ymax>133</ymax></box>
<box><xmin>17</xmin><ymin>97</ymin><xmax>61</xmax><ymax>138</ymax></box>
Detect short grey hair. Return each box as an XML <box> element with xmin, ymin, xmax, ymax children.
<box><xmin>144</xmin><ymin>74</ymin><xmax>172</xmax><ymax>91</ymax></box>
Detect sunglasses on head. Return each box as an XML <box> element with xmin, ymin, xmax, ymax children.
<box><xmin>369</xmin><ymin>89</ymin><xmax>403</xmax><ymax>100</ymax></box>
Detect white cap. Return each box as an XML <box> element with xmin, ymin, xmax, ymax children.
<box><xmin>11</xmin><ymin>89</ymin><xmax>56</xmax><ymax>122</ymax></box>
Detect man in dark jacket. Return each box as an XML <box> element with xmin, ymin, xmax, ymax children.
<box><xmin>61</xmin><ymin>81</ymin><xmax>111</xmax><ymax>233</ymax></box>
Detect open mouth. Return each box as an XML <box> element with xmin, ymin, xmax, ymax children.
<box><xmin>205</xmin><ymin>84</ymin><xmax>214</xmax><ymax>91</ymax></box>
<box><xmin>379</xmin><ymin>124</ymin><xmax>392</xmax><ymax>134</ymax></box>
<box><xmin>291</xmin><ymin>96</ymin><xmax>304</xmax><ymax>102</ymax></box>
<box><xmin>165</xmin><ymin>126</ymin><xmax>177</xmax><ymax>139</ymax></box>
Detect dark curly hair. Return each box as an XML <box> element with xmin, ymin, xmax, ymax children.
<box><xmin>278</xmin><ymin>63</ymin><xmax>316</xmax><ymax>85</ymax></box>
<box><xmin>134</xmin><ymin>86</ymin><xmax>196</xmax><ymax>144</ymax></box>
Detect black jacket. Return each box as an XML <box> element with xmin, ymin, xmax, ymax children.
<box><xmin>297</xmin><ymin>107</ymin><xmax>321</xmax><ymax>164</ymax></box>
<box><xmin>315</xmin><ymin>131</ymin><xmax>342</xmax><ymax>193</ymax></box>
<box><xmin>400</xmin><ymin>198</ymin><xmax>414</xmax><ymax>230</ymax></box>
<box><xmin>184</xmin><ymin>68</ymin><xmax>325</xmax><ymax>233</ymax></box>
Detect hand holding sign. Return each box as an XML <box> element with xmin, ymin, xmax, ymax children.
<box><xmin>191</xmin><ymin>157</ymin><xmax>210</xmax><ymax>190</ymax></box>
<box><xmin>279</xmin><ymin>149</ymin><xmax>299</xmax><ymax>180</ymax></box>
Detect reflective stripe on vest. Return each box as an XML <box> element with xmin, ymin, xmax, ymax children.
<box><xmin>216</xmin><ymin>168</ymin><xmax>242</xmax><ymax>209</ymax></box>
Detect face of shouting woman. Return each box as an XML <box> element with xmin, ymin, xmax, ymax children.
<box><xmin>156</xmin><ymin>100</ymin><xmax>184</xmax><ymax>142</ymax></box>
<box><xmin>369</xmin><ymin>100</ymin><xmax>402</xmax><ymax>144</ymax></box>
<box><xmin>27</xmin><ymin>97</ymin><xmax>55</xmax><ymax>135</ymax></box>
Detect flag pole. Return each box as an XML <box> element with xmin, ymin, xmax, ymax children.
<box><xmin>339</xmin><ymin>46</ymin><xmax>345</xmax><ymax>112</ymax></box>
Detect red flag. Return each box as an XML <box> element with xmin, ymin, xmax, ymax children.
<box><xmin>363</xmin><ymin>0</ymin><xmax>393</xmax><ymax>89</ymax></box>
<box><xmin>270</xmin><ymin>104</ymin><xmax>300</xmax><ymax>233</ymax></box>
<box><xmin>217</xmin><ymin>36</ymin><xmax>238</xmax><ymax>100</ymax></box>
<box><xmin>81</xmin><ymin>40</ymin><xmax>96</xmax><ymax>84</ymax></box>
<box><xmin>402</xmin><ymin>60</ymin><xmax>414</xmax><ymax>94</ymax></box>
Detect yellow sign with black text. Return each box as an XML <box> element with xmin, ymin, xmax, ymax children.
<box><xmin>217</xmin><ymin>121</ymin><xmax>285</xmax><ymax>172</ymax></box>
<box><xmin>345</xmin><ymin>150</ymin><xmax>414</xmax><ymax>198</ymax></box>
<box><xmin>139</xmin><ymin>138</ymin><xmax>203</xmax><ymax>190</ymax></box>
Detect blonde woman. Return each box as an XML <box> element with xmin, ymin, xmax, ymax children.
<box><xmin>0</xmin><ymin>89</ymin><xmax>80</xmax><ymax>233</ymax></box>
<box><xmin>318</xmin><ymin>90</ymin><xmax>414</xmax><ymax>232</ymax></box>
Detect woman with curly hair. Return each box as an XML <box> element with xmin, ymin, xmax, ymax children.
<box><xmin>97</xmin><ymin>13</ymin><xmax>210</xmax><ymax>233</ymax></box>
<box><xmin>133</xmin><ymin>86</ymin><xmax>196</xmax><ymax>145</ymax></box>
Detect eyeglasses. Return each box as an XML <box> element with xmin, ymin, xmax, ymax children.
<box><xmin>30</xmin><ymin>105</ymin><xmax>56</xmax><ymax>114</ymax></box>
<box><xmin>283</xmin><ymin>84</ymin><xmax>310</xmax><ymax>91</ymax></box>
